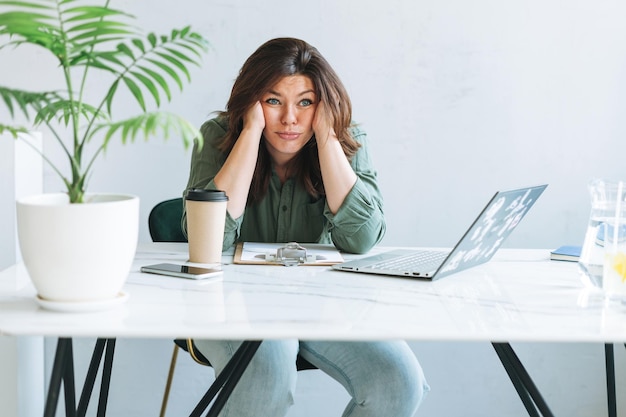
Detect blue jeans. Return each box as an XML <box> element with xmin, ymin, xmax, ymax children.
<box><xmin>193</xmin><ymin>339</ymin><xmax>429</xmax><ymax>417</ymax></box>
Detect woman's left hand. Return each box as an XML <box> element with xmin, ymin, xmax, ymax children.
<box><xmin>313</xmin><ymin>100</ymin><xmax>335</xmax><ymax>147</ymax></box>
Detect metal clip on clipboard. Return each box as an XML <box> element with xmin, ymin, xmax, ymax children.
<box><xmin>265</xmin><ymin>242</ymin><xmax>316</xmax><ymax>266</ymax></box>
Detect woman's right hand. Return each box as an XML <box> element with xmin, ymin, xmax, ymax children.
<box><xmin>243</xmin><ymin>101</ymin><xmax>265</xmax><ymax>134</ymax></box>
<box><xmin>214</xmin><ymin>101</ymin><xmax>265</xmax><ymax>219</ymax></box>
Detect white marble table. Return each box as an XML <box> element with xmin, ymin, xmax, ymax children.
<box><xmin>1</xmin><ymin>243</ymin><xmax>621</xmax><ymax>342</ymax></box>
<box><xmin>0</xmin><ymin>243</ymin><xmax>623</xmax><ymax>417</ymax></box>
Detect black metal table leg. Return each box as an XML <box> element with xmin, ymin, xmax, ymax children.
<box><xmin>77</xmin><ymin>339</ymin><xmax>106</xmax><ymax>416</ymax></box>
<box><xmin>44</xmin><ymin>338</ymin><xmax>76</xmax><ymax>417</ymax></box>
<box><xmin>62</xmin><ymin>341</ymin><xmax>77</xmax><ymax>417</ymax></box>
<box><xmin>45</xmin><ymin>338</ymin><xmax>117</xmax><ymax>417</ymax></box>
<box><xmin>189</xmin><ymin>340</ymin><xmax>262</xmax><ymax>417</ymax></box>
<box><xmin>492</xmin><ymin>343</ymin><xmax>555</xmax><ymax>417</ymax></box>
<box><xmin>97</xmin><ymin>339</ymin><xmax>116</xmax><ymax>417</ymax></box>
<box><xmin>493</xmin><ymin>343</ymin><xmax>541</xmax><ymax>417</ymax></box>
<box><xmin>606</xmin><ymin>344</ymin><xmax>617</xmax><ymax>417</ymax></box>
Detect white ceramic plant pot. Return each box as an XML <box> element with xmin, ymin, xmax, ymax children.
<box><xmin>16</xmin><ymin>193</ymin><xmax>139</xmax><ymax>302</ymax></box>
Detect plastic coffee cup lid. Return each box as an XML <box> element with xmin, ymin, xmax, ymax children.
<box><xmin>185</xmin><ymin>189</ymin><xmax>229</xmax><ymax>202</ymax></box>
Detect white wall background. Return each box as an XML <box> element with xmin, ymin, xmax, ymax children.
<box><xmin>3</xmin><ymin>0</ymin><xmax>626</xmax><ymax>416</ymax></box>
<box><xmin>0</xmin><ymin>135</ymin><xmax>44</xmax><ymax>417</ymax></box>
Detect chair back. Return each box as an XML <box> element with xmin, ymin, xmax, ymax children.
<box><xmin>148</xmin><ymin>198</ymin><xmax>187</xmax><ymax>242</ymax></box>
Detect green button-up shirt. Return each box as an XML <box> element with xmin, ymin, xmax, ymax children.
<box><xmin>184</xmin><ymin>117</ymin><xmax>385</xmax><ymax>254</ymax></box>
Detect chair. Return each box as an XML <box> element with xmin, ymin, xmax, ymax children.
<box><xmin>148</xmin><ymin>198</ymin><xmax>317</xmax><ymax>417</ymax></box>
<box><xmin>148</xmin><ymin>198</ymin><xmax>187</xmax><ymax>243</ymax></box>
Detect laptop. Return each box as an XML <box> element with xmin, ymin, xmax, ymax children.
<box><xmin>332</xmin><ymin>184</ymin><xmax>547</xmax><ymax>280</ymax></box>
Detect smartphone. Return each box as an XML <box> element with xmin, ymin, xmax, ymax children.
<box><xmin>140</xmin><ymin>263</ymin><xmax>223</xmax><ymax>280</ymax></box>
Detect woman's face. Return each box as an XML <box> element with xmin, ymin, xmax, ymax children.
<box><xmin>260</xmin><ymin>75</ymin><xmax>317</xmax><ymax>165</ymax></box>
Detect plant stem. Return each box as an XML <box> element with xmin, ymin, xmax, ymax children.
<box><xmin>55</xmin><ymin>0</ymin><xmax>83</xmax><ymax>202</ymax></box>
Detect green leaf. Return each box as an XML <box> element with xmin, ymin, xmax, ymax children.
<box><xmin>122</xmin><ymin>76</ymin><xmax>145</xmax><ymax>111</ymax></box>
<box><xmin>116</xmin><ymin>42</ymin><xmax>135</xmax><ymax>60</ymax></box>
<box><xmin>0</xmin><ymin>2</ymin><xmax>209</xmax><ymax>203</ymax></box>
<box><xmin>0</xmin><ymin>11</ymin><xmax>59</xmax><ymax>49</ymax></box>
<box><xmin>147</xmin><ymin>32</ymin><xmax>157</xmax><ymax>48</ymax></box>
<box><xmin>101</xmin><ymin>122</ymin><xmax>122</xmax><ymax>148</ymax></box>
<box><xmin>0</xmin><ymin>88</ymin><xmax>16</xmax><ymax>117</ymax></box>
<box><xmin>155</xmin><ymin>52</ymin><xmax>190</xmax><ymax>81</ymax></box>
<box><xmin>82</xmin><ymin>50</ymin><xmax>125</xmax><ymax>68</ymax></box>
<box><xmin>0</xmin><ymin>2</ymin><xmax>55</xmax><ymax>11</ymax></box>
<box><xmin>33</xmin><ymin>99</ymin><xmax>105</xmax><ymax>126</ymax></box>
<box><xmin>66</xmin><ymin>21</ymin><xmax>129</xmax><ymax>34</ymax></box>
<box><xmin>62</xmin><ymin>5</ymin><xmax>133</xmax><ymax>22</ymax></box>
<box><xmin>138</xmin><ymin>65</ymin><xmax>171</xmax><ymax>101</ymax></box>
<box><xmin>145</xmin><ymin>58</ymin><xmax>183</xmax><ymax>90</ymax></box>
<box><xmin>93</xmin><ymin>111</ymin><xmax>202</xmax><ymax>149</ymax></box>
<box><xmin>69</xmin><ymin>27</ymin><xmax>132</xmax><ymax>43</ymax></box>
<box><xmin>180</xmin><ymin>26</ymin><xmax>190</xmax><ymax>37</ymax></box>
<box><xmin>129</xmin><ymin>70</ymin><xmax>160</xmax><ymax>107</ymax></box>
<box><xmin>163</xmin><ymin>46</ymin><xmax>197</xmax><ymax>64</ymax></box>
<box><xmin>0</xmin><ymin>86</ymin><xmax>61</xmax><ymax>121</ymax></box>
<box><xmin>79</xmin><ymin>57</ymin><xmax>116</xmax><ymax>72</ymax></box>
<box><xmin>174</xmin><ymin>40</ymin><xmax>206</xmax><ymax>59</ymax></box>
<box><xmin>131</xmin><ymin>38</ymin><xmax>144</xmax><ymax>53</ymax></box>
<box><xmin>105</xmin><ymin>80</ymin><xmax>119</xmax><ymax>115</ymax></box>
<box><xmin>0</xmin><ymin>123</ymin><xmax>28</xmax><ymax>138</ymax></box>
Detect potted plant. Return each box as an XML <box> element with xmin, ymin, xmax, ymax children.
<box><xmin>0</xmin><ymin>0</ymin><xmax>207</xmax><ymax>305</ymax></box>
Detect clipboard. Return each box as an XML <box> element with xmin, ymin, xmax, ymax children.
<box><xmin>234</xmin><ymin>242</ymin><xmax>344</xmax><ymax>266</ymax></box>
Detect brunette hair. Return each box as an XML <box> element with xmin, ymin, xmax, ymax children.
<box><xmin>218</xmin><ymin>37</ymin><xmax>360</xmax><ymax>203</ymax></box>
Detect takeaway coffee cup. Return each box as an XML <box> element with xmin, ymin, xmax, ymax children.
<box><xmin>185</xmin><ymin>189</ymin><xmax>229</xmax><ymax>264</ymax></box>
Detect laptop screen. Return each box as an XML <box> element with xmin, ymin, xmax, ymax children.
<box><xmin>435</xmin><ymin>184</ymin><xmax>547</xmax><ymax>279</ymax></box>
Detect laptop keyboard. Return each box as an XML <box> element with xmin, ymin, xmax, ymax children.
<box><xmin>368</xmin><ymin>250</ymin><xmax>448</xmax><ymax>272</ymax></box>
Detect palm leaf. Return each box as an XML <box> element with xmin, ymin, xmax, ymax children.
<box><xmin>131</xmin><ymin>38</ymin><xmax>144</xmax><ymax>53</ymax></box>
<box><xmin>129</xmin><ymin>70</ymin><xmax>160</xmax><ymax>106</ymax></box>
<box><xmin>34</xmin><ymin>99</ymin><xmax>107</xmax><ymax>126</ymax></box>
<box><xmin>92</xmin><ymin>29</ymin><xmax>207</xmax><ymax>110</ymax></box>
<box><xmin>116</xmin><ymin>42</ymin><xmax>135</xmax><ymax>59</ymax></box>
<box><xmin>62</xmin><ymin>5</ymin><xmax>133</xmax><ymax>22</ymax></box>
<box><xmin>103</xmin><ymin>79</ymin><xmax>119</xmax><ymax>115</ymax></box>
<box><xmin>94</xmin><ymin>111</ymin><xmax>201</xmax><ymax>150</ymax></box>
<box><xmin>68</xmin><ymin>26</ymin><xmax>131</xmax><ymax>43</ymax></box>
<box><xmin>145</xmin><ymin>58</ymin><xmax>183</xmax><ymax>90</ymax></box>
<box><xmin>122</xmin><ymin>76</ymin><xmax>145</xmax><ymax>111</ymax></box>
<box><xmin>0</xmin><ymin>86</ymin><xmax>62</xmax><ymax>120</ymax></box>
<box><xmin>0</xmin><ymin>11</ymin><xmax>58</xmax><ymax>50</ymax></box>
<box><xmin>0</xmin><ymin>0</ymin><xmax>209</xmax><ymax>203</ymax></box>
<box><xmin>137</xmin><ymin>65</ymin><xmax>171</xmax><ymax>101</ymax></box>
<box><xmin>163</xmin><ymin>47</ymin><xmax>198</xmax><ymax>64</ymax></box>
<box><xmin>62</xmin><ymin>5</ymin><xmax>136</xmax><ymax>58</ymax></box>
<box><xmin>0</xmin><ymin>1</ymin><xmax>53</xmax><ymax>11</ymax></box>
<box><xmin>0</xmin><ymin>1</ymin><xmax>137</xmax><ymax>63</ymax></box>
<box><xmin>154</xmin><ymin>51</ymin><xmax>191</xmax><ymax>81</ymax></box>
<box><xmin>0</xmin><ymin>123</ymin><xmax>29</xmax><ymax>138</ymax></box>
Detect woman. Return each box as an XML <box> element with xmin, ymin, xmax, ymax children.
<box><xmin>184</xmin><ymin>37</ymin><xmax>428</xmax><ymax>417</ymax></box>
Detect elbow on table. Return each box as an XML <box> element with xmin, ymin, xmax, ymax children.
<box><xmin>333</xmin><ymin>225</ymin><xmax>386</xmax><ymax>255</ymax></box>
